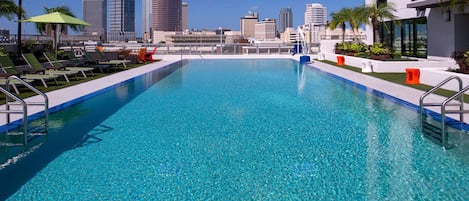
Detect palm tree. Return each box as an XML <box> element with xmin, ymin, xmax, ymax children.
<box><xmin>35</xmin><ymin>6</ymin><xmax>83</xmax><ymax>50</ymax></box>
<box><xmin>363</xmin><ymin>1</ymin><xmax>396</xmax><ymax>43</ymax></box>
<box><xmin>329</xmin><ymin>8</ymin><xmax>353</xmax><ymax>43</ymax></box>
<box><xmin>0</xmin><ymin>0</ymin><xmax>24</xmax><ymax>19</ymax></box>
<box><xmin>350</xmin><ymin>6</ymin><xmax>367</xmax><ymax>41</ymax></box>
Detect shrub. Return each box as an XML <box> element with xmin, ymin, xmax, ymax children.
<box><xmin>349</xmin><ymin>43</ymin><xmax>367</xmax><ymax>53</ymax></box>
<box><xmin>0</xmin><ymin>47</ymin><xmax>7</xmax><ymax>56</ymax></box>
<box><xmin>392</xmin><ymin>52</ymin><xmax>402</xmax><ymax>59</ymax></box>
<box><xmin>451</xmin><ymin>50</ymin><xmax>467</xmax><ymax>63</ymax></box>
<box><xmin>354</xmin><ymin>52</ymin><xmax>370</xmax><ymax>58</ymax></box>
<box><xmin>451</xmin><ymin>49</ymin><xmax>469</xmax><ymax>73</ymax></box>
<box><xmin>369</xmin><ymin>43</ymin><xmax>391</xmax><ymax>55</ymax></box>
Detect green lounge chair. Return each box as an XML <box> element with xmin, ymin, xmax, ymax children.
<box><xmin>64</xmin><ymin>51</ymin><xmax>85</xmax><ymax>66</ymax></box>
<box><xmin>22</xmin><ymin>53</ymin><xmax>79</xmax><ymax>83</ymax></box>
<box><xmin>77</xmin><ymin>50</ymin><xmax>110</xmax><ymax>73</ymax></box>
<box><xmin>0</xmin><ymin>56</ymin><xmax>58</xmax><ymax>88</ymax></box>
<box><xmin>43</xmin><ymin>52</ymin><xmax>95</xmax><ymax>78</ymax></box>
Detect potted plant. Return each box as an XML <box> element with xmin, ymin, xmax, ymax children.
<box><xmin>451</xmin><ymin>50</ymin><xmax>469</xmax><ymax>73</ymax></box>
<box><xmin>369</xmin><ymin>43</ymin><xmax>392</xmax><ymax>60</ymax></box>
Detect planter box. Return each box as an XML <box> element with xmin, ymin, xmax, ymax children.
<box><xmin>321</xmin><ymin>52</ymin><xmax>457</xmax><ymax>73</ymax></box>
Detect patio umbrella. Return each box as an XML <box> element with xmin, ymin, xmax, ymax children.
<box><xmin>21</xmin><ymin>12</ymin><xmax>92</xmax><ymax>55</ymax></box>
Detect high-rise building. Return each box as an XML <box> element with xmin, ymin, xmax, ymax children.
<box><xmin>279</xmin><ymin>8</ymin><xmax>293</xmax><ymax>34</ymax></box>
<box><xmin>255</xmin><ymin>18</ymin><xmax>276</xmax><ymax>40</ymax></box>
<box><xmin>142</xmin><ymin>0</ymin><xmax>152</xmax><ymax>39</ymax></box>
<box><xmin>83</xmin><ymin>0</ymin><xmax>107</xmax><ymax>40</ymax></box>
<box><xmin>304</xmin><ymin>3</ymin><xmax>327</xmax><ymax>25</ymax></box>
<box><xmin>152</xmin><ymin>0</ymin><xmax>182</xmax><ymax>31</ymax></box>
<box><xmin>182</xmin><ymin>2</ymin><xmax>188</xmax><ymax>31</ymax></box>
<box><xmin>108</xmin><ymin>0</ymin><xmax>136</xmax><ymax>41</ymax></box>
<box><xmin>240</xmin><ymin>11</ymin><xmax>258</xmax><ymax>38</ymax></box>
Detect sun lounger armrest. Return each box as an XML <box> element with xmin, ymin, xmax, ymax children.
<box><xmin>0</xmin><ymin>73</ymin><xmax>17</xmax><ymax>78</ymax></box>
<box><xmin>23</xmin><ymin>69</ymin><xmax>45</xmax><ymax>74</ymax></box>
<box><xmin>45</xmin><ymin>66</ymin><xmax>66</xmax><ymax>70</ymax></box>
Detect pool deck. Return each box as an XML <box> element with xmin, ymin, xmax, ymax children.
<box><xmin>1</xmin><ymin>54</ymin><xmax>468</xmax><ymax>127</ymax></box>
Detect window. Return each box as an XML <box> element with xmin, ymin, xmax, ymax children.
<box><xmin>377</xmin><ymin>0</ymin><xmax>387</xmax><ymax>7</ymax></box>
<box><xmin>378</xmin><ymin>17</ymin><xmax>427</xmax><ymax>58</ymax></box>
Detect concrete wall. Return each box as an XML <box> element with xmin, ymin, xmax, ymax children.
<box><xmin>420</xmin><ymin>68</ymin><xmax>469</xmax><ymax>94</ymax></box>
<box><xmin>319</xmin><ymin>40</ymin><xmax>342</xmax><ymax>53</ymax></box>
<box><xmin>427</xmin><ymin>7</ymin><xmax>455</xmax><ymax>57</ymax></box>
<box><xmin>455</xmin><ymin>13</ymin><xmax>469</xmax><ymax>51</ymax></box>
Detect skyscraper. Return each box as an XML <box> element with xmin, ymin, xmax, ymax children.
<box><xmin>304</xmin><ymin>3</ymin><xmax>327</xmax><ymax>25</ymax></box>
<box><xmin>278</xmin><ymin>8</ymin><xmax>293</xmax><ymax>34</ymax></box>
<box><xmin>240</xmin><ymin>11</ymin><xmax>258</xmax><ymax>38</ymax></box>
<box><xmin>182</xmin><ymin>2</ymin><xmax>188</xmax><ymax>31</ymax></box>
<box><xmin>152</xmin><ymin>0</ymin><xmax>182</xmax><ymax>31</ymax></box>
<box><xmin>142</xmin><ymin>0</ymin><xmax>152</xmax><ymax>38</ymax></box>
<box><xmin>83</xmin><ymin>0</ymin><xmax>107</xmax><ymax>40</ymax></box>
<box><xmin>108</xmin><ymin>0</ymin><xmax>136</xmax><ymax>41</ymax></box>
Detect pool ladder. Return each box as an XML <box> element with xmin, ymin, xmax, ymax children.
<box><xmin>419</xmin><ymin>75</ymin><xmax>469</xmax><ymax>149</ymax></box>
<box><xmin>0</xmin><ymin>76</ymin><xmax>48</xmax><ymax>146</ymax></box>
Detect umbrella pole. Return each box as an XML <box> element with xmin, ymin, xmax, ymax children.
<box><xmin>56</xmin><ymin>25</ymin><xmax>60</xmax><ymax>59</ymax></box>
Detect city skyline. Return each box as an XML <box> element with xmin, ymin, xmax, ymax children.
<box><xmin>0</xmin><ymin>0</ymin><xmax>364</xmax><ymax>36</ymax></box>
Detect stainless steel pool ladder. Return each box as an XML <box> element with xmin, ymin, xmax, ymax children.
<box><xmin>419</xmin><ymin>75</ymin><xmax>469</xmax><ymax>149</ymax></box>
<box><xmin>0</xmin><ymin>76</ymin><xmax>48</xmax><ymax>145</ymax></box>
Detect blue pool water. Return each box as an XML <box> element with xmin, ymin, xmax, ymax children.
<box><xmin>1</xmin><ymin>59</ymin><xmax>469</xmax><ymax>200</ymax></box>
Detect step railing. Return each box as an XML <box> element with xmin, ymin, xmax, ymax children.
<box><xmin>419</xmin><ymin>75</ymin><xmax>469</xmax><ymax>149</ymax></box>
<box><xmin>0</xmin><ymin>86</ymin><xmax>28</xmax><ymax>145</ymax></box>
<box><xmin>1</xmin><ymin>76</ymin><xmax>49</xmax><ymax>145</ymax></box>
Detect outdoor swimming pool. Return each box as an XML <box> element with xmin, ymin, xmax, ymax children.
<box><xmin>1</xmin><ymin>59</ymin><xmax>469</xmax><ymax>200</ymax></box>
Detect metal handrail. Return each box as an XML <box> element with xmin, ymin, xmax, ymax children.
<box><xmin>0</xmin><ymin>86</ymin><xmax>28</xmax><ymax>145</ymax></box>
<box><xmin>4</xmin><ymin>76</ymin><xmax>49</xmax><ymax>142</ymax></box>
<box><xmin>419</xmin><ymin>76</ymin><xmax>463</xmax><ymax>123</ymax></box>
<box><xmin>441</xmin><ymin>84</ymin><xmax>469</xmax><ymax>147</ymax></box>
<box><xmin>419</xmin><ymin>75</ymin><xmax>465</xmax><ymax>149</ymax></box>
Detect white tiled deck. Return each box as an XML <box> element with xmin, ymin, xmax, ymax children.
<box><xmin>1</xmin><ymin>54</ymin><xmax>467</xmax><ymax>127</ymax></box>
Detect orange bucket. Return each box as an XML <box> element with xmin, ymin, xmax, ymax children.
<box><xmin>405</xmin><ymin>68</ymin><xmax>420</xmax><ymax>84</ymax></box>
<box><xmin>337</xmin><ymin>56</ymin><xmax>345</xmax><ymax>66</ymax></box>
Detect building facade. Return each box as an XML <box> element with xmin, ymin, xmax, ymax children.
<box><xmin>278</xmin><ymin>8</ymin><xmax>293</xmax><ymax>34</ymax></box>
<box><xmin>108</xmin><ymin>0</ymin><xmax>136</xmax><ymax>42</ymax></box>
<box><xmin>304</xmin><ymin>3</ymin><xmax>327</xmax><ymax>25</ymax></box>
<box><xmin>152</xmin><ymin>0</ymin><xmax>182</xmax><ymax>32</ymax></box>
<box><xmin>82</xmin><ymin>0</ymin><xmax>107</xmax><ymax>41</ymax></box>
<box><xmin>142</xmin><ymin>0</ymin><xmax>152</xmax><ymax>40</ymax></box>
<box><xmin>182</xmin><ymin>2</ymin><xmax>188</xmax><ymax>31</ymax></box>
<box><xmin>255</xmin><ymin>18</ymin><xmax>277</xmax><ymax>40</ymax></box>
<box><xmin>240</xmin><ymin>11</ymin><xmax>259</xmax><ymax>39</ymax></box>
<box><xmin>366</xmin><ymin>0</ymin><xmax>469</xmax><ymax>59</ymax></box>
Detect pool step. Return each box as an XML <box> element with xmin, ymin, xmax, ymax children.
<box><xmin>422</xmin><ymin>121</ymin><xmax>444</xmax><ymax>144</ymax></box>
<box><xmin>0</xmin><ymin>127</ymin><xmax>47</xmax><ymax>147</ymax></box>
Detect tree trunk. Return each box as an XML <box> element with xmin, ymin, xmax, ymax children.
<box><xmin>372</xmin><ymin>19</ymin><xmax>380</xmax><ymax>43</ymax></box>
<box><xmin>341</xmin><ymin>23</ymin><xmax>346</xmax><ymax>43</ymax></box>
